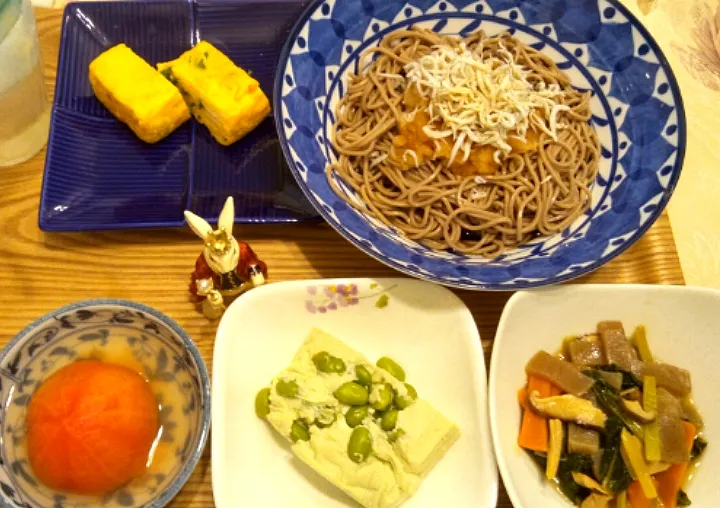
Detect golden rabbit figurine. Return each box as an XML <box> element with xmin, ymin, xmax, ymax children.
<box><xmin>184</xmin><ymin>197</ymin><xmax>268</xmax><ymax>319</ymax></box>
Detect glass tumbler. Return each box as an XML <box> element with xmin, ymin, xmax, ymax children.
<box><xmin>0</xmin><ymin>0</ymin><xmax>50</xmax><ymax>167</ymax></box>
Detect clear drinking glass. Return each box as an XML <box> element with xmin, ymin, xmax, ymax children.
<box><xmin>0</xmin><ymin>0</ymin><xmax>50</xmax><ymax>167</ymax></box>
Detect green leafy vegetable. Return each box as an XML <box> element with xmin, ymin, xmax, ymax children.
<box><xmin>677</xmin><ymin>489</ymin><xmax>692</xmax><ymax>506</ymax></box>
<box><xmin>599</xmin><ymin>417</ymin><xmax>633</xmax><ymax>493</ymax></box>
<box><xmin>527</xmin><ymin>451</ymin><xmax>593</xmax><ymax>504</ymax></box>
<box><xmin>528</xmin><ymin>449</ymin><xmax>547</xmax><ymax>469</ymax></box>
<box><xmin>605</xmin><ymin>453</ymin><xmax>633</xmax><ymax>493</ymax></box>
<box><xmin>690</xmin><ymin>436</ymin><xmax>708</xmax><ymax>461</ymax></box>
<box><xmin>557</xmin><ymin>454</ymin><xmax>594</xmax><ymax>504</ymax></box>
<box><xmin>584</xmin><ymin>372</ymin><xmax>644</xmax><ymax>437</ymax></box>
<box><xmin>595</xmin><ymin>365</ymin><xmax>642</xmax><ymax>390</ymax></box>
<box><xmin>599</xmin><ymin>416</ymin><xmax>622</xmax><ymax>479</ymax></box>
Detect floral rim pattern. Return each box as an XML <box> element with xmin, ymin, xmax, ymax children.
<box><xmin>304</xmin><ymin>282</ymin><xmax>396</xmax><ymax>313</ymax></box>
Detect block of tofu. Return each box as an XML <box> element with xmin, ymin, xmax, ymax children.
<box><xmin>157</xmin><ymin>41</ymin><xmax>271</xmax><ymax>146</ymax></box>
<box><xmin>259</xmin><ymin>328</ymin><xmax>461</xmax><ymax>508</ymax></box>
<box><xmin>88</xmin><ymin>44</ymin><xmax>190</xmax><ymax>143</ymax></box>
<box><xmin>394</xmin><ymin>400</ymin><xmax>461</xmax><ymax>476</ymax></box>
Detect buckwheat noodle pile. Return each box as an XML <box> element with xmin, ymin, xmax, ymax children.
<box><xmin>326</xmin><ymin>27</ymin><xmax>600</xmax><ymax>257</ymax></box>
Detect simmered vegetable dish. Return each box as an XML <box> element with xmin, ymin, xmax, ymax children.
<box><xmin>518</xmin><ymin>321</ymin><xmax>707</xmax><ymax>507</ymax></box>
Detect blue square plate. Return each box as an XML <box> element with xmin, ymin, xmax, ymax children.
<box><xmin>39</xmin><ymin>0</ymin><xmax>319</xmax><ymax>231</ymax></box>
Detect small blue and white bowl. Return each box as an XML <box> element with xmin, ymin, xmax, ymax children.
<box><xmin>275</xmin><ymin>0</ymin><xmax>685</xmax><ymax>290</ymax></box>
<box><xmin>0</xmin><ymin>300</ymin><xmax>211</xmax><ymax>508</ymax></box>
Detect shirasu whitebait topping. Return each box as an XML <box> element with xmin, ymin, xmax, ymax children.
<box><xmin>403</xmin><ymin>40</ymin><xmax>569</xmax><ymax>165</ymax></box>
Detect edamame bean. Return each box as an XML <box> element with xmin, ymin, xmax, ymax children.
<box><xmin>405</xmin><ymin>383</ymin><xmax>417</xmax><ymax>399</ymax></box>
<box><xmin>381</xmin><ymin>409</ymin><xmax>399</xmax><ymax>431</ymax></box>
<box><xmin>347</xmin><ymin>426</ymin><xmax>372</xmax><ymax>463</ymax></box>
<box><xmin>388</xmin><ymin>428</ymin><xmax>406</xmax><ymax>443</ymax></box>
<box><xmin>369</xmin><ymin>383</ymin><xmax>394</xmax><ymax>411</ymax></box>
<box><xmin>376</xmin><ymin>357</ymin><xmax>406</xmax><ymax>381</ymax></box>
<box><xmin>334</xmin><ymin>382</ymin><xmax>369</xmax><ymax>406</ymax></box>
<box><xmin>345</xmin><ymin>405</ymin><xmax>369</xmax><ymax>428</ymax></box>
<box><xmin>290</xmin><ymin>420</ymin><xmax>310</xmax><ymax>443</ymax></box>
<box><xmin>328</xmin><ymin>357</ymin><xmax>346</xmax><ymax>373</ymax></box>
<box><xmin>276</xmin><ymin>379</ymin><xmax>299</xmax><ymax>398</ymax></box>
<box><xmin>312</xmin><ymin>352</ymin><xmax>331</xmax><ymax>370</ymax></box>
<box><xmin>312</xmin><ymin>351</ymin><xmax>346</xmax><ymax>374</ymax></box>
<box><xmin>355</xmin><ymin>365</ymin><xmax>373</xmax><ymax>387</ymax></box>
<box><xmin>395</xmin><ymin>383</ymin><xmax>418</xmax><ymax>410</ymax></box>
<box><xmin>395</xmin><ymin>396</ymin><xmax>411</xmax><ymax>410</ymax></box>
<box><xmin>254</xmin><ymin>387</ymin><xmax>271</xmax><ymax>418</ymax></box>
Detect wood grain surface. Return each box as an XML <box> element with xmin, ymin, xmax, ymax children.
<box><xmin>0</xmin><ymin>9</ymin><xmax>685</xmax><ymax>508</ymax></box>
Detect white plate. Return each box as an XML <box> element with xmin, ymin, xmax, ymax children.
<box><xmin>212</xmin><ymin>278</ymin><xmax>497</xmax><ymax>508</ymax></box>
<box><xmin>489</xmin><ymin>284</ymin><xmax>720</xmax><ymax>508</ymax></box>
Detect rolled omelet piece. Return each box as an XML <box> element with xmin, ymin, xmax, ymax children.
<box><xmin>157</xmin><ymin>41</ymin><xmax>271</xmax><ymax>146</ymax></box>
<box><xmin>89</xmin><ymin>44</ymin><xmax>191</xmax><ymax>143</ymax></box>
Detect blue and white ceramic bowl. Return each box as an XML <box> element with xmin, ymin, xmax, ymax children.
<box><xmin>0</xmin><ymin>300</ymin><xmax>211</xmax><ymax>508</ymax></box>
<box><xmin>275</xmin><ymin>0</ymin><xmax>685</xmax><ymax>290</ymax></box>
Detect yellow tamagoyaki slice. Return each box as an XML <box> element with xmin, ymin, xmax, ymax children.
<box><xmin>88</xmin><ymin>44</ymin><xmax>191</xmax><ymax>143</ymax></box>
<box><xmin>157</xmin><ymin>41</ymin><xmax>271</xmax><ymax>146</ymax></box>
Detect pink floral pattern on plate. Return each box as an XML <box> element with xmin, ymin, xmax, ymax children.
<box><xmin>305</xmin><ymin>283</ymin><xmax>396</xmax><ymax>313</ymax></box>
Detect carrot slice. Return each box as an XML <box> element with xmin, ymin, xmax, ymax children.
<box><xmin>628</xmin><ymin>480</ymin><xmax>655</xmax><ymax>508</ymax></box>
<box><xmin>518</xmin><ymin>387</ymin><xmax>529</xmax><ymax>409</ymax></box>
<box><xmin>654</xmin><ymin>421</ymin><xmax>696</xmax><ymax>508</ymax></box>
<box><xmin>517</xmin><ymin>376</ymin><xmax>560</xmax><ymax>452</ymax></box>
<box><xmin>682</xmin><ymin>421</ymin><xmax>697</xmax><ymax>450</ymax></box>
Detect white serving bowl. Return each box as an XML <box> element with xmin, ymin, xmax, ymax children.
<box><xmin>489</xmin><ymin>284</ymin><xmax>720</xmax><ymax>507</ymax></box>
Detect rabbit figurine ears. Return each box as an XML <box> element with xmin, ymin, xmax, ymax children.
<box><xmin>184</xmin><ymin>196</ymin><xmax>235</xmax><ymax>242</ymax></box>
<box><xmin>183</xmin><ymin>196</ymin><xmax>268</xmax><ymax>319</ymax></box>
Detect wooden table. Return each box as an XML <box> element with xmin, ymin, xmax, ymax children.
<box><xmin>0</xmin><ymin>8</ymin><xmax>686</xmax><ymax>507</ymax></box>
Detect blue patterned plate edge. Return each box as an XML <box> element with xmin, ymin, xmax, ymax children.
<box><xmin>273</xmin><ymin>0</ymin><xmax>686</xmax><ymax>291</ymax></box>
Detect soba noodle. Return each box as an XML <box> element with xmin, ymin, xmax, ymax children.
<box><xmin>326</xmin><ymin>27</ymin><xmax>600</xmax><ymax>257</ymax></box>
